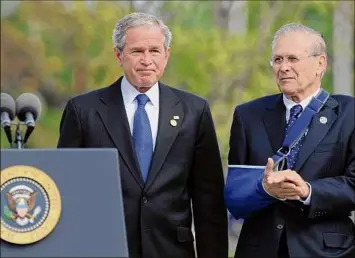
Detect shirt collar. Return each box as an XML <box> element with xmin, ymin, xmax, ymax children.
<box><xmin>283</xmin><ymin>88</ymin><xmax>321</xmax><ymax>111</ymax></box>
<box><xmin>121</xmin><ymin>76</ymin><xmax>159</xmax><ymax>108</ymax></box>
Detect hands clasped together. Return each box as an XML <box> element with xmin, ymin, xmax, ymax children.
<box><xmin>262</xmin><ymin>158</ymin><xmax>310</xmax><ymax>201</ymax></box>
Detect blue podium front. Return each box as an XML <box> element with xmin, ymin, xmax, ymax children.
<box><xmin>0</xmin><ymin>148</ymin><xmax>128</xmax><ymax>258</ymax></box>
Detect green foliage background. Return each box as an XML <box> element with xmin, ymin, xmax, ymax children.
<box><xmin>0</xmin><ymin>1</ymin><xmax>346</xmax><ymax>163</ymax></box>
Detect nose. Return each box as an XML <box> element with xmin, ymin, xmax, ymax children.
<box><xmin>279</xmin><ymin>61</ymin><xmax>291</xmax><ymax>72</ymax></box>
<box><xmin>140</xmin><ymin>51</ymin><xmax>152</xmax><ymax>65</ymax></box>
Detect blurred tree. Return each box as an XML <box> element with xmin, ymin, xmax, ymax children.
<box><xmin>333</xmin><ymin>1</ymin><xmax>354</xmax><ymax>96</ymax></box>
<box><xmin>212</xmin><ymin>0</ymin><xmax>247</xmax><ymax>35</ymax></box>
<box><xmin>1</xmin><ymin>0</ymin><xmax>350</xmax><ymax>158</ymax></box>
<box><xmin>1</xmin><ymin>1</ymin><xmax>127</xmax><ymax>148</ymax></box>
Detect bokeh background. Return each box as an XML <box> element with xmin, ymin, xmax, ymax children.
<box><xmin>1</xmin><ymin>0</ymin><xmax>354</xmax><ymax>255</ymax></box>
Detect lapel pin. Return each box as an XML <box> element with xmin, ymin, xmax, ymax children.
<box><xmin>319</xmin><ymin>116</ymin><xmax>327</xmax><ymax>124</ymax></box>
<box><xmin>173</xmin><ymin>116</ymin><xmax>180</xmax><ymax>120</ymax></box>
<box><xmin>170</xmin><ymin>119</ymin><xmax>177</xmax><ymax>127</ymax></box>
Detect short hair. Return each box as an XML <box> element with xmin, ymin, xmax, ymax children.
<box><xmin>112</xmin><ymin>12</ymin><xmax>172</xmax><ymax>52</ymax></box>
<box><xmin>271</xmin><ymin>23</ymin><xmax>327</xmax><ymax>58</ymax></box>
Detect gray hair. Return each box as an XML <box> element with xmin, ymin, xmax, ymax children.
<box><xmin>112</xmin><ymin>12</ymin><xmax>172</xmax><ymax>52</ymax></box>
<box><xmin>271</xmin><ymin>23</ymin><xmax>327</xmax><ymax>58</ymax></box>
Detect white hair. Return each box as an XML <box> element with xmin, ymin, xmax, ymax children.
<box><xmin>112</xmin><ymin>12</ymin><xmax>172</xmax><ymax>52</ymax></box>
<box><xmin>271</xmin><ymin>23</ymin><xmax>327</xmax><ymax>58</ymax></box>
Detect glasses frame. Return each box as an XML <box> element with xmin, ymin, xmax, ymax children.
<box><xmin>269</xmin><ymin>54</ymin><xmax>320</xmax><ymax>67</ymax></box>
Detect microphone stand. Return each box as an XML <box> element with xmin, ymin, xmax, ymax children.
<box><xmin>13</xmin><ymin>122</ymin><xmax>24</xmax><ymax>149</ymax></box>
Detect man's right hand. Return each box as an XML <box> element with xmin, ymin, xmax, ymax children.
<box><xmin>262</xmin><ymin>158</ymin><xmax>303</xmax><ymax>200</ymax></box>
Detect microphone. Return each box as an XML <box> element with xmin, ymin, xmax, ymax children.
<box><xmin>1</xmin><ymin>93</ymin><xmax>16</xmax><ymax>144</ymax></box>
<box><xmin>15</xmin><ymin>93</ymin><xmax>42</xmax><ymax>144</ymax></box>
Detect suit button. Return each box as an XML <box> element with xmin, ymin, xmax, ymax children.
<box><xmin>142</xmin><ymin>197</ymin><xmax>148</xmax><ymax>204</ymax></box>
<box><xmin>277</xmin><ymin>224</ymin><xmax>284</xmax><ymax>230</ymax></box>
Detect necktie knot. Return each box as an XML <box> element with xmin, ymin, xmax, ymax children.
<box><xmin>290</xmin><ymin>104</ymin><xmax>303</xmax><ymax>119</ymax></box>
<box><xmin>136</xmin><ymin>94</ymin><xmax>149</xmax><ymax>107</ymax></box>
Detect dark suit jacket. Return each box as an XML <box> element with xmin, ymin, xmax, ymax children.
<box><xmin>57</xmin><ymin>77</ymin><xmax>228</xmax><ymax>258</ymax></box>
<box><xmin>228</xmin><ymin>93</ymin><xmax>355</xmax><ymax>258</ymax></box>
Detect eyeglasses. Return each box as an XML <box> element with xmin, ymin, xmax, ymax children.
<box><xmin>269</xmin><ymin>54</ymin><xmax>320</xmax><ymax>67</ymax></box>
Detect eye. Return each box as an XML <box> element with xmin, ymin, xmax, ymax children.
<box><xmin>132</xmin><ymin>50</ymin><xmax>142</xmax><ymax>54</ymax></box>
<box><xmin>288</xmin><ymin>56</ymin><xmax>299</xmax><ymax>63</ymax></box>
<box><xmin>273</xmin><ymin>57</ymin><xmax>282</xmax><ymax>64</ymax></box>
<box><xmin>150</xmin><ymin>49</ymin><xmax>161</xmax><ymax>54</ymax></box>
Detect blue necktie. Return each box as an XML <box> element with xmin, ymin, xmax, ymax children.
<box><xmin>133</xmin><ymin>94</ymin><xmax>153</xmax><ymax>182</ymax></box>
<box><xmin>285</xmin><ymin>104</ymin><xmax>304</xmax><ymax>169</ymax></box>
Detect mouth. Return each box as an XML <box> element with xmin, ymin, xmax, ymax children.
<box><xmin>137</xmin><ymin>69</ymin><xmax>155</xmax><ymax>73</ymax></box>
<box><xmin>280</xmin><ymin>77</ymin><xmax>294</xmax><ymax>81</ymax></box>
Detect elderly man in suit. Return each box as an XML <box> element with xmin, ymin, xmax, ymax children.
<box><xmin>226</xmin><ymin>23</ymin><xmax>355</xmax><ymax>258</ymax></box>
<box><xmin>57</xmin><ymin>12</ymin><xmax>228</xmax><ymax>258</ymax></box>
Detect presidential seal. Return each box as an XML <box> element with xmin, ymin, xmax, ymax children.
<box><xmin>1</xmin><ymin>165</ymin><xmax>61</xmax><ymax>245</ymax></box>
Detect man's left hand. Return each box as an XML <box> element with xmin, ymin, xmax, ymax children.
<box><xmin>267</xmin><ymin>170</ymin><xmax>310</xmax><ymax>199</ymax></box>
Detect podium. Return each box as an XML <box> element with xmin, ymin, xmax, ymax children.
<box><xmin>0</xmin><ymin>148</ymin><xmax>128</xmax><ymax>258</ymax></box>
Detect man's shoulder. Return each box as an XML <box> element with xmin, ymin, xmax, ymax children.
<box><xmin>236</xmin><ymin>93</ymin><xmax>281</xmax><ymax>112</ymax></box>
<box><xmin>160</xmin><ymin>82</ymin><xmax>207</xmax><ymax>107</ymax></box>
<box><xmin>68</xmin><ymin>82</ymin><xmax>116</xmax><ymax>107</ymax></box>
<box><xmin>330</xmin><ymin>95</ymin><xmax>355</xmax><ymax>126</ymax></box>
<box><xmin>70</xmin><ymin>88</ymin><xmax>101</xmax><ymax>103</ymax></box>
<box><xmin>331</xmin><ymin>94</ymin><xmax>355</xmax><ymax>107</ymax></box>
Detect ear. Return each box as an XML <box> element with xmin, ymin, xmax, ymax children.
<box><xmin>114</xmin><ymin>48</ymin><xmax>123</xmax><ymax>66</ymax></box>
<box><xmin>316</xmin><ymin>54</ymin><xmax>327</xmax><ymax>77</ymax></box>
<box><xmin>164</xmin><ymin>47</ymin><xmax>171</xmax><ymax>64</ymax></box>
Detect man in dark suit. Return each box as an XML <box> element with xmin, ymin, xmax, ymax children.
<box><xmin>226</xmin><ymin>23</ymin><xmax>355</xmax><ymax>258</ymax></box>
<box><xmin>57</xmin><ymin>12</ymin><xmax>228</xmax><ymax>258</ymax></box>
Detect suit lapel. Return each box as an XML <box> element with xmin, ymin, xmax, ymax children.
<box><xmin>145</xmin><ymin>83</ymin><xmax>184</xmax><ymax>190</ymax></box>
<box><xmin>295</xmin><ymin>97</ymin><xmax>338</xmax><ymax>172</ymax></box>
<box><xmin>96</xmin><ymin>77</ymin><xmax>144</xmax><ymax>188</ymax></box>
<box><xmin>263</xmin><ymin>94</ymin><xmax>287</xmax><ymax>153</ymax></box>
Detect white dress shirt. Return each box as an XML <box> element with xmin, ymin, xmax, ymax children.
<box><xmin>120</xmin><ymin>76</ymin><xmax>159</xmax><ymax>150</ymax></box>
<box><xmin>282</xmin><ymin>88</ymin><xmax>321</xmax><ymax>205</ymax></box>
<box><xmin>283</xmin><ymin>89</ymin><xmax>321</xmax><ymax>122</ymax></box>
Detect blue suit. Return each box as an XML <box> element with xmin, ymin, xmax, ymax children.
<box><xmin>226</xmin><ymin>93</ymin><xmax>355</xmax><ymax>258</ymax></box>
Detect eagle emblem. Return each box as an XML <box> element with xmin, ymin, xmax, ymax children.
<box><xmin>4</xmin><ymin>185</ymin><xmax>42</xmax><ymax>226</ymax></box>
<box><xmin>1</xmin><ymin>165</ymin><xmax>62</xmax><ymax>245</ymax></box>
